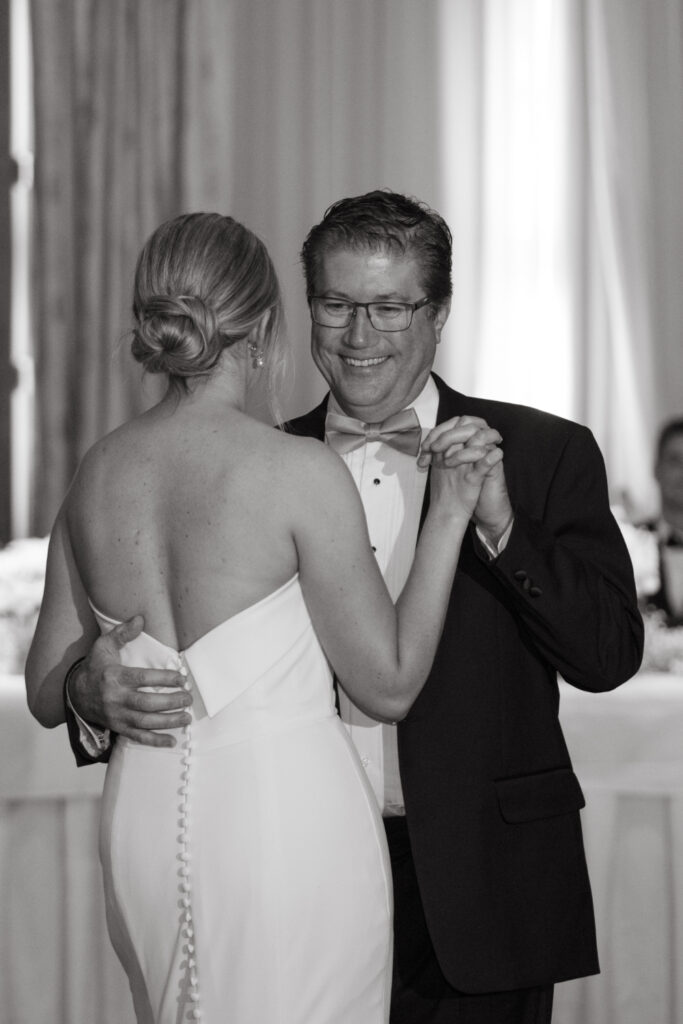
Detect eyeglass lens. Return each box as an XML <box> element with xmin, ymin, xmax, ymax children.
<box><xmin>311</xmin><ymin>298</ymin><xmax>414</xmax><ymax>331</ymax></box>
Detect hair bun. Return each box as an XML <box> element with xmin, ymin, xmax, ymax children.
<box><xmin>131</xmin><ymin>294</ymin><xmax>222</xmax><ymax>379</ymax></box>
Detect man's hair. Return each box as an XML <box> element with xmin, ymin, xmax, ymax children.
<box><xmin>300</xmin><ymin>190</ymin><xmax>452</xmax><ymax>306</ymax></box>
<box><xmin>656</xmin><ymin>417</ymin><xmax>683</xmax><ymax>461</ymax></box>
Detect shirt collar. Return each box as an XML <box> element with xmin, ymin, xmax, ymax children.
<box><xmin>326</xmin><ymin>374</ymin><xmax>439</xmax><ymax>433</ymax></box>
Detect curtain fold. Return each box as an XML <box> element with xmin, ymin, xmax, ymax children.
<box><xmin>578</xmin><ymin>0</ymin><xmax>663</xmax><ymax>516</ymax></box>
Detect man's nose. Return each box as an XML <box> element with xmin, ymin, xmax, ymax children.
<box><xmin>343</xmin><ymin>306</ymin><xmax>374</xmax><ymax>348</ymax></box>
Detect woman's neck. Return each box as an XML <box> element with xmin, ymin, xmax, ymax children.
<box><xmin>158</xmin><ymin>356</ymin><xmax>249</xmax><ymax>416</ymax></box>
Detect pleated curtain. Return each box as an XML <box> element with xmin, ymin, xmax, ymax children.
<box><xmin>29</xmin><ymin>0</ymin><xmax>442</xmax><ymax>534</ymax></box>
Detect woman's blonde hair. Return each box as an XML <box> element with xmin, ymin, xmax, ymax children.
<box><xmin>131</xmin><ymin>212</ymin><xmax>287</xmax><ymax>413</ymax></box>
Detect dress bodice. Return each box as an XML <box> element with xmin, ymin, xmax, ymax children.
<box><xmin>90</xmin><ymin>574</ymin><xmax>336</xmax><ymax>749</ymax></box>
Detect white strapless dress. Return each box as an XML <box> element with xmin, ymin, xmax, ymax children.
<box><xmin>94</xmin><ymin>575</ymin><xmax>392</xmax><ymax>1024</ymax></box>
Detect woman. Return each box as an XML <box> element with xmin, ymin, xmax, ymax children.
<box><xmin>26</xmin><ymin>213</ymin><xmax>502</xmax><ymax>1023</ymax></box>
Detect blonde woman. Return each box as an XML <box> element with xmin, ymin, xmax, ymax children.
<box><xmin>27</xmin><ymin>213</ymin><xmax>500</xmax><ymax>1024</ymax></box>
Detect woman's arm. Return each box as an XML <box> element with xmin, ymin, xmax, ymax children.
<box><xmin>291</xmin><ymin>437</ymin><xmax>501</xmax><ymax>722</ymax></box>
<box><xmin>25</xmin><ymin>507</ymin><xmax>100</xmax><ymax>727</ymax></box>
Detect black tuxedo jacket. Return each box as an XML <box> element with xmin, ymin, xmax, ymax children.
<box><xmin>286</xmin><ymin>373</ymin><xmax>643</xmax><ymax>993</ymax></box>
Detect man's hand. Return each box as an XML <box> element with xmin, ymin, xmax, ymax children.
<box><xmin>69</xmin><ymin>616</ymin><xmax>192</xmax><ymax>748</ymax></box>
<box><xmin>472</xmin><ymin>449</ymin><xmax>513</xmax><ymax>547</ymax></box>
<box><xmin>421</xmin><ymin>416</ymin><xmax>513</xmax><ymax>546</ymax></box>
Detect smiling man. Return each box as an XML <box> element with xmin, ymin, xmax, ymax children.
<box><xmin>63</xmin><ymin>191</ymin><xmax>643</xmax><ymax>1024</ymax></box>
<box><xmin>307</xmin><ymin>247</ymin><xmax>447</xmax><ymax>422</ymax></box>
<box><xmin>283</xmin><ymin>190</ymin><xmax>643</xmax><ymax>1024</ymax></box>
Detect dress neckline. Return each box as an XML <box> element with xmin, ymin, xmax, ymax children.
<box><xmin>87</xmin><ymin>573</ymin><xmax>301</xmax><ymax>655</ymax></box>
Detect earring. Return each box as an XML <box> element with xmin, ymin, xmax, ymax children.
<box><xmin>248</xmin><ymin>342</ymin><xmax>264</xmax><ymax>369</ymax></box>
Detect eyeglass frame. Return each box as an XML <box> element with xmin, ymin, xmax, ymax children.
<box><xmin>307</xmin><ymin>295</ymin><xmax>432</xmax><ymax>332</ymax></box>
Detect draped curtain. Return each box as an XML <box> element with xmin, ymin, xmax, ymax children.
<box><xmin>28</xmin><ymin>0</ymin><xmax>683</xmax><ymax>524</ymax></box>
<box><xmin>435</xmin><ymin>0</ymin><xmax>683</xmax><ymax>517</ymax></box>
<box><xmin>29</xmin><ymin>0</ymin><xmax>442</xmax><ymax>534</ymax></box>
<box><xmin>30</xmin><ymin>0</ymin><xmax>250</xmax><ymax>533</ymax></box>
<box><xmin>578</xmin><ymin>0</ymin><xmax>683</xmax><ymax>516</ymax></box>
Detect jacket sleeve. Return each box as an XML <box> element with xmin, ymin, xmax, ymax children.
<box><xmin>63</xmin><ymin>663</ymin><xmax>113</xmax><ymax>766</ymax></box>
<box><xmin>477</xmin><ymin>425</ymin><xmax>644</xmax><ymax>691</ymax></box>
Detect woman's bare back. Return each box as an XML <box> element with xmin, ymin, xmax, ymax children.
<box><xmin>66</xmin><ymin>403</ymin><xmax>302</xmax><ymax>651</ymax></box>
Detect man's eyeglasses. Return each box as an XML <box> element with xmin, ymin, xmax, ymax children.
<box><xmin>308</xmin><ymin>296</ymin><xmax>431</xmax><ymax>332</ymax></box>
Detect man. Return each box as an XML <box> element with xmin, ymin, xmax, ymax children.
<box><xmin>64</xmin><ymin>191</ymin><xmax>643</xmax><ymax>1023</ymax></box>
<box><xmin>645</xmin><ymin>417</ymin><xmax>683</xmax><ymax>624</ymax></box>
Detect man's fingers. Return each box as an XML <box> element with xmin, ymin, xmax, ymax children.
<box><xmin>424</xmin><ymin>415</ymin><xmax>488</xmax><ymax>442</ymax></box>
<box><xmin>484</xmin><ymin>447</ymin><xmax>504</xmax><ymax>468</ymax></box>
<box><xmin>118</xmin><ymin>667</ymin><xmax>189</xmax><ymax>692</ymax></box>
<box><xmin>422</xmin><ymin>423</ymin><xmax>480</xmax><ymax>452</ymax></box>
<box><xmin>122</xmin><ymin>708</ymin><xmax>193</xmax><ymax>731</ymax></box>
<box><xmin>99</xmin><ymin>615</ymin><xmax>145</xmax><ymax>653</ymax></box>
<box><xmin>423</xmin><ymin>426</ymin><xmax>501</xmax><ymax>456</ymax></box>
<box><xmin>467</xmin><ymin>447</ymin><xmax>505</xmax><ymax>481</ymax></box>
<box><xmin>432</xmin><ymin>445</ymin><xmax>488</xmax><ymax>468</ymax></box>
<box><xmin>127</xmin><ymin>688</ymin><xmax>193</xmax><ymax>714</ymax></box>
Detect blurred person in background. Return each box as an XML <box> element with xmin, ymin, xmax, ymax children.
<box><xmin>644</xmin><ymin>417</ymin><xmax>683</xmax><ymax>625</ymax></box>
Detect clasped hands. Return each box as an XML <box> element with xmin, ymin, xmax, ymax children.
<box><xmin>418</xmin><ymin>415</ymin><xmax>514</xmax><ymax>545</ymax></box>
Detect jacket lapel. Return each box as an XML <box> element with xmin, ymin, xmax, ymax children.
<box><xmin>282</xmin><ymin>394</ymin><xmax>329</xmax><ymax>441</ymax></box>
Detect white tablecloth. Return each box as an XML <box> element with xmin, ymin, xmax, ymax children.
<box><xmin>0</xmin><ymin>676</ymin><xmax>132</xmax><ymax>1024</ymax></box>
<box><xmin>554</xmin><ymin>673</ymin><xmax>683</xmax><ymax>1024</ymax></box>
<box><xmin>1</xmin><ymin>672</ymin><xmax>682</xmax><ymax>1023</ymax></box>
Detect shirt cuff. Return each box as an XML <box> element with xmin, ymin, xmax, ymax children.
<box><xmin>476</xmin><ymin>518</ymin><xmax>514</xmax><ymax>560</ymax></box>
<box><xmin>65</xmin><ymin>675</ymin><xmax>112</xmax><ymax>756</ymax></box>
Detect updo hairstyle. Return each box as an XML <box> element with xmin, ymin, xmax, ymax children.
<box><xmin>131</xmin><ymin>213</ymin><xmax>285</xmax><ymax>393</ymax></box>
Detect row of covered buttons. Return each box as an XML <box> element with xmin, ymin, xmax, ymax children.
<box><xmin>513</xmin><ymin>570</ymin><xmax>543</xmax><ymax>598</ymax></box>
<box><xmin>177</xmin><ymin>657</ymin><xmax>202</xmax><ymax>1021</ymax></box>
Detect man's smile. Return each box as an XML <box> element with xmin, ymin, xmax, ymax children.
<box><xmin>341</xmin><ymin>355</ymin><xmax>390</xmax><ymax>368</ymax></box>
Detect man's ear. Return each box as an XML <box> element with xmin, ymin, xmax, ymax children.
<box><xmin>433</xmin><ymin>298</ymin><xmax>451</xmax><ymax>341</ymax></box>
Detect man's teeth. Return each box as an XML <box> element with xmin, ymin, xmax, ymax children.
<box><xmin>343</xmin><ymin>356</ymin><xmax>387</xmax><ymax>367</ymax></box>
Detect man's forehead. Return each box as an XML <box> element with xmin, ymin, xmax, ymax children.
<box><xmin>318</xmin><ymin>245</ymin><xmax>421</xmax><ymax>279</ymax></box>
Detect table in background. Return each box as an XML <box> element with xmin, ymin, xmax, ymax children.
<box><xmin>554</xmin><ymin>672</ymin><xmax>683</xmax><ymax>1024</ymax></box>
<box><xmin>2</xmin><ymin>672</ymin><xmax>682</xmax><ymax>1024</ymax></box>
<box><xmin>0</xmin><ymin>675</ymin><xmax>132</xmax><ymax>1024</ymax></box>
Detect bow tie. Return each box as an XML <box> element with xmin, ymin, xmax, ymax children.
<box><xmin>664</xmin><ymin>533</ymin><xmax>683</xmax><ymax>549</ymax></box>
<box><xmin>325</xmin><ymin>408</ymin><xmax>423</xmax><ymax>457</ymax></box>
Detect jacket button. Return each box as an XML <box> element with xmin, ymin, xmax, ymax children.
<box><xmin>529</xmin><ymin>585</ymin><xmax>543</xmax><ymax>597</ymax></box>
<box><xmin>513</xmin><ymin>570</ymin><xmax>528</xmax><ymax>582</ymax></box>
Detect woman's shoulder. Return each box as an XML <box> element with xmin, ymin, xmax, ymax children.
<box><xmin>271</xmin><ymin>428</ymin><xmax>351</xmax><ymax>482</ymax></box>
<box><xmin>242</xmin><ymin>426</ymin><xmax>354</xmax><ymax>517</ymax></box>
<box><xmin>76</xmin><ymin>419</ymin><xmax>141</xmax><ymax>473</ymax></box>
<box><xmin>65</xmin><ymin>419</ymin><xmax>153</xmax><ymax>514</ymax></box>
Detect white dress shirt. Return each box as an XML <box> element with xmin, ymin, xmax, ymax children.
<box><xmin>326</xmin><ymin>379</ymin><xmax>439</xmax><ymax>815</ymax></box>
